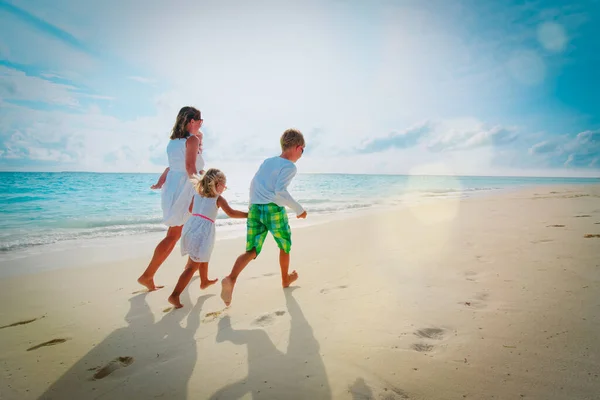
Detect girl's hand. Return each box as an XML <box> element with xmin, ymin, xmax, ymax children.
<box><xmin>151</xmin><ymin>182</ymin><xmax>163</xmax><ymax>190</ymax></box>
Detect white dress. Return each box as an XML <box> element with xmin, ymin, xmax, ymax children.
<box><xmin>161</xmin><ymin>136</ymin><xmax>205</xmax><ymax>227</ymax></box>
<box><xmin>180</xmin><ymin>194</ymin><xmax>219</xmax><ymax>262</ymax></box>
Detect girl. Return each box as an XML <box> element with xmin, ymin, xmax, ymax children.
<box><xmin>168</xmin><ymin>168</ymin><xmax>248</xmax><ymax>309</ymax></box>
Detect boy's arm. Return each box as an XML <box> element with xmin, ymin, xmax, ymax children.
<box><xmin>274</xmin><ymin>164</ymin><xmax>305</xmax><ymax>216</ymax></box>
<box><xmin>217</xmin><ymin>196</ymin><xmax>248</xmax><ymax>219</ymax></box>
<box><xmin>151</xmin><ymin>167</ymin><xmax>169</xmax><ymax>189</ymax></box>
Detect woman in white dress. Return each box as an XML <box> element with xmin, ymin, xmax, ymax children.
<box><xmin>138</xmin><ymin>106</ymin><xmax>204</xmax><ymax>291</ymax></box>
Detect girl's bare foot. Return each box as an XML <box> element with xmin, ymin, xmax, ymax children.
<box><xmin>282</xmin><ymin>270</ymin><xmax>298</xmax><ymax>288</ymax></box>
<box><xmin>200</xmin><ymin>278</ymin><xmax>218</xmax><ymax>290</ymax></box>
<box><xmin>220</xmin><ymin>277</ymin><xmax>235</xmax><ymax>306</ymax></box>
<box><xmin>168</xmin><ymin>295</ymin><xmax>184</xmax><ymax>309</ymax></box>
<box><xmin>137</xmin><ymin>276</ymin><xmax>164</xmax><ymax>291</ymax></box>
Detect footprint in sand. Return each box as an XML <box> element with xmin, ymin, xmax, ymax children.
<box><xmin>464</xmin><ymin>270</ymin><xmax>478</xmax><ymax>281</ymax></box>
<box><xmin>461</xmin><ymin>292</ymin><xmax>489</xmax><ymax>309</ymax></box>
<box><xmin>348</xmin><ymin>378</ymin><xmax>410</xmax><ymax>399</ymax></box>
<box><xmin>414</xmin><ymin>328</ymin><xmax>445</xmax><ymax>340</ymax></box>
<box><xmin>411</xmin><ymin>343</ymin><xmax>434</xmax><ymax>352</ymax></box>
<box><xmin>91</xmin><ymin>356</ymin><xmax>134</xmax><ymax>380</ymax></box>
<box><xmin>202</xmin><ymin>309</ymin><xmax>226</xmax><ymax>323</ymax></box>
<box><xmin>531</xmin><ymin>238</ymin><xmax>554</xmax><ymax>244</ymax></box>
<box><xmin>0</xmin><ymin>316</ymin><xmax>44</xmax><ymax>330</ymax></box>
<box><xmin>27</xmin><ymin>338</ymin><xmax>69</xmax><ymax>351</ymax></box>
<box><xmin>475</xmin><ymin>292</ymin><xmax>489</xmax><ymax>301</ymax></box>
<box><xmin>249</xmin><ymin>272</ymin><xmax>278</xmax><ymax>280</ymax></box>
<box><xmin>584</xmin><ymin>234</ymin><xmax>600</xmax><ymax>238</ymax></box>
<box><xmin>575</xmin><ymin>215</ymin><xmax>591</xmax><ymax>218</ymax></box>
<box><xmin>320</xmin><ymin>285</ymin><xmax>348</xmax><ymax>294</ymax></box>
<box><xmin>251</xmin><ymin>310</ymin><xmax>286</xmax><ymax>327</ymax></box>
<box><xmin>547</xmin><ymin>224</ymin><xmax>565</xmax><ymax>228</ymax></box>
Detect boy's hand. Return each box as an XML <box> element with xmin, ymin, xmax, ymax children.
<box><xmin>297</xmin><ymin>211</ymin><xmax>307</xmax><ymax>219</ymax></box>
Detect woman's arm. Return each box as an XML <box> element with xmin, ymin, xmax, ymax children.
<box><xmin>217</xmin><ymin>196</ymin><xmax>248</xmax><ymax>219</ymax></box>
<box><xmin>185</xmin><ymin>135</ymin><xmax>200</xmax><ymax>177</ymax></box>
<box><xmin>151</xmin><ymin>167</ymin><xmax>170</xmax><ymax>189</ymax></box>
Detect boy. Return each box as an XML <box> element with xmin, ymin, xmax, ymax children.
<box><xmin>220</xmin><ymin>128</ymin><xmax>307</xmax><ymax>306</ymax></box>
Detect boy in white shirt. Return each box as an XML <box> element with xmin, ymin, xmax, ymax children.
<box><xmin>220</xmin><ymin>129</ymin><xmax>307</xmax><ymax>306</ymax></box>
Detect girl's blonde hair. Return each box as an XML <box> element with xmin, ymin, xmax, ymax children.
<box><xmin>170</xmin><ymin>106</ymin><xmax>201</xmax><ymax>140</ymax></box>
<box><xmin>191</xmin><ymin>168</ymin><xmax>226</xmax><ymax>198</ymax></box>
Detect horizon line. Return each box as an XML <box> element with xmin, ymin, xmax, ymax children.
<box><xmin>0</xmin><ymin>170</ymin><xmax>598</xmax><ymax>180</ymax></box>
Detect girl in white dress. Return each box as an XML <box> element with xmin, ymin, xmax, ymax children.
<box><xmin>168</xmin><ymin>169</ymin><xmax>248</xmax><ymax>309</ymax></box>
<box><xmin>138</xmin><ymin>106</ymin><xmax>203</xmax><ymax>292</ymax></box>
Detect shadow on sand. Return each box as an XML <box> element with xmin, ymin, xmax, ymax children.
<box><xmin>40</xmin><ymin>289</ymin><xmax>211</xmax><ymax>399</ymax></box>
<box><xmin>210</xmin><ymin>288</ymin><xmax>332</xmax><ymax>399</ymax></box>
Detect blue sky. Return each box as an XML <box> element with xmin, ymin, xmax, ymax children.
<box><xmin>0</xmin><ymin>0</ymin><xmax>598</xmax><ymax>176</ymax></box>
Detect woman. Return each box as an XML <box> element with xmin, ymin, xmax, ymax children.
<box><xmin>138</xmin><ymin>106</ymin><xmax>205</xmax><ymax>291</ymax></box>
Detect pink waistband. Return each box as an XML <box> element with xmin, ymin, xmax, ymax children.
<box><xmin>192</xmin><ymin>213</ymin><xmax>215</xmax><ymax>223</ymax></box>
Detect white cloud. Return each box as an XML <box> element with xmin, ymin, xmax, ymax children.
<box><xmin>0</xmin><ymin>102</ymin><xmax>172</xmax><ymax>171</ymax></box>
<box><xmin>0</xmin><ymin>66</ymin><xmax>80</xmax><ymax>106</ymax></box>
<box><xmin>428</xmin><ymin>125</ymin><xmax>518</xmax><ymax>152</ymax></box>
<box><xmin>528</xmin><ymin>130</ymin><xmax>600</xmax><ymax>168</ymax></box>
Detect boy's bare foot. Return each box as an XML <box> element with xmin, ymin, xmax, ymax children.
<box><xmin>220</xmin><ymin>277</ymin><xmax>235</xmax><ymax>306</ymax></box>
<box><xmin>283</xmin><ymin>270</ymin><xmax>298</xmax><ymax>288</ymax></box>
<box><xmin>200</xmin><ymin>278</ymin><xmax>218</xmax><ymax>290</ymax></box>
<box><xmin>168</xmin><ymin>295</ymin><xmax>183</xmax><ymax>309</ymax></box>
<box><xmin>137</xmin><ymin>276</ymin><xmax>164</xmax><ymax>292</ymax></box>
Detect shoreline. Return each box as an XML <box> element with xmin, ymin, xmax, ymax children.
<box><xmin>1</xmin><ymin>182</ymin><xmax>593</xmax><ymax>278</ymax></box>
<box><xmin>0</xmin><ymin>183</ymin><xmax>600</xmax><ymax>279</ymax></box>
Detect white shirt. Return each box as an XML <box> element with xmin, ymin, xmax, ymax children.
<box><xmin>249</xmin><ymin>156</ymin><xmax>304</xmax><ymax>216</ymax></box>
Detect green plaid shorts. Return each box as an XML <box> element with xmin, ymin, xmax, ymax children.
<box><xmin>246</xmin><ymin>203</ymin><xmax>292</xmax><ymax>256</ymax></box>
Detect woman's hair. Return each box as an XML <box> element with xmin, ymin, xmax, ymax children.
<box><xmin>191</xmin><ymin>168</ymin><xmax>226</xmax><ymax>198</ymax></box>
<box><xmin>170</xmin><ymin>106</ymin><xmax>201</xmax><ymax>140</ymax></box>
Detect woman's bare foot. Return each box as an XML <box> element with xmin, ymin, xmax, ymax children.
<box><xmin>200</xmin><ymin>278</ymin><xmax>218</xmax><ymax>290</ymax></box>
<box><xmin>282</xmin><ymin>270</ymin><xmax>298</xmax><ymax>288</ymax></box>
<box><xmin>168</xmin><ymin>295</ymin><xmax>184</xmax><ymax>309</ymax></box>
<box><xmin>220</xmin><ymin>277</ymin><xmax>235</xmax><ymax>306</ymax></box>
<box><xmin>137</xmin><ymin>276</ymin><xmax>164</xmax><ymax>292</ymax></box>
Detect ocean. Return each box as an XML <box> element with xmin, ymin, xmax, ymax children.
<box><xmin>1</xmin><ymin>172</ymin><xmax>597</xmax><ymax>259</ymax></box>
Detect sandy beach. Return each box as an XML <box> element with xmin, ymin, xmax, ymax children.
<box><xmin>1</xmin><ymin>184</ymin><xmax>599</xmax><ymax>400</ymax></box>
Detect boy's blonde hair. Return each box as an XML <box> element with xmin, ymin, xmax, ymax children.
<box><xmin>191</xmin><ymin>168</ymin><xmax>226</xmax><ymax>198</ymax></box>
<box><xmin>280</xmin><ymin>128</ymin><xmax>305</xmax><ymax>151</ymax></box>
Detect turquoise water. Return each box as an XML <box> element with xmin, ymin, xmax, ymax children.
<box><xmin>0</xmin><ymin>172</ymin><xmax>597</xmax><ymax>253</ymax></box>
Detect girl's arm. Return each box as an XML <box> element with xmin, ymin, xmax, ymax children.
<box><xmin>217</xmin><ymin>196</ymin><xmax>248</xmax><ymax>219</ymax></box>
<box><xmin>151</xmin><ymin>167</ymin><xmax>170</xmax><ymax>189</ymax></box>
